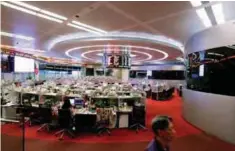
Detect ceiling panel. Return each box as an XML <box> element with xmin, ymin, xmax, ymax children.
<box><xmin>27</xmin><ymin>1</ymin><xmax>95</xmax><ymax>18</ymax></box>
<box><xmin>149</xmin><ymin>10</ymin><xmax>205</xmax><ymax>43</ymax></box>
<box><xmin>110</xmin><ymin>1</ymin><xmax>192</xmax><ymax>22</ymax></box>
<box><xmin>36</xmin><ymin>25</ymin><xmax>85</xmax><ymax>50</ymax></box>
<box><xmin>122</xmin><ymin>25</ymin><xmax>155</xmax><ymax>34</ymax></box>
<box><xmin>1</xmin><ymin>6</ymin><xmax>61</xmax><ymax>37</ymax></box>
<box><xmin>77</xmin><ymin>5</ymin><xmax>136</xmax><ymax>31</ymax></box>
<box><xmin>222</xmin><ymin>1</ymin><xmax>235</xmax><ymax>22</ymax></box>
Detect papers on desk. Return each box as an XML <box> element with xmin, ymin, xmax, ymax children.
<box><xmin>118</xmin><ymin>107</ymin><xmax>133</xmax><ymax>113</ymax></box>
<box><xmin>74</xmin><ymin>108</ymin><xmax>96</xmax><ymax>115</ymax></box>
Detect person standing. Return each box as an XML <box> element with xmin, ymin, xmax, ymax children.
<box><xmin>145</xmin><ymin>115</ymin><xmax>176</xmax><ymax>151</ymax></box>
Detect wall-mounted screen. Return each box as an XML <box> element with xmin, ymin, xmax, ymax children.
<box><xmin>1</xmin><ymin>54</ymin><xmax>14</xmax><ymax>73</ymax></box>
<box><xmin>106</xmin><ymin>54</ymin><xmax>130</xmax><ymax>68</ymax></box>
<box><xmin>186</xmin><ymin>45</ymin><xmax>235</xmax><ymax>96</ymax></box>
<box><xmin>14</xmin><ymin>56</ymin><xmax>34</xmax><ymax>72</ymax></box>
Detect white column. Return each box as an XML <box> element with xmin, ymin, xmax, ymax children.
<box><xmin>121</xmin><ymin>68</ymin><xmax>129</xmax><ymax>82</ymax></box>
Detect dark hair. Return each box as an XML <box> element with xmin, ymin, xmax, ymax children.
<box><xmin>62</xmin><ymin>99</ymin><xmax>72</xmax><ymax>109</ymax></box>
<box><xmin>151</xmin><ymin>115</ymin><xmax>173</xmax><ymax>135</ymax></box>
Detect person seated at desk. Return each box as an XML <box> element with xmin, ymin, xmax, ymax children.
<box><xmin>62</xmin><ymin>99</ymin><xmax>74</xmax><ymax>111</ymax></box>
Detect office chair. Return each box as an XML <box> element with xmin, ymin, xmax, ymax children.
<box><xmin>37</xmin><ymin>107</ymin><xmax>52</xmax><ymax>132</ymax></box>
<box><xmin>96</xmin><ymin>108</ymin><xmax>114</xmax><ymax>136</ymax></box>
<box><xmin>54</xmin><ymin>109</ymin><xmax>75</xmax><ymax>140</ymax></box>
<box><xmin>130</xmin><ymin>105</ymin><xmax>147</xmax><ymax>133</ymax></box>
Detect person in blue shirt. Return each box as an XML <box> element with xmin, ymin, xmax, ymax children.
<box><xmin>145</xmin><ymin>116</ymin><xmax>176</xmax><ymax>151</ymax></box>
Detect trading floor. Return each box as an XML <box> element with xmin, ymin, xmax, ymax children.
<box><xmin>1</xmin><ymin>1</ymin><xmax>235</xmax><ymax>151</ymax></box>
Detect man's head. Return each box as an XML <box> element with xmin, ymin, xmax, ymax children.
<box><xmin>151</xmin><ymin>115</ymin><xmax>176</xmax><ymax>143</ymax></box>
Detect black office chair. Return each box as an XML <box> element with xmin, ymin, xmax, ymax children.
<box><xmin>54</xmin><ymin>109</ymin><xmax>75</xmax><ymax>140</ymax></box>
<box><xmin>37</xmin><ymin>107</ymin><xmax>52</xmax><ymax>132</ymax></box>
<box><xmin>151</xmin><ymin>92</ymin><xmax>157</xmax><ymax>101</ymax></box>
<box><xmin>130</xmin><ymin>105</ymin><xmax>147</xmax><ymax>133</ymax></box>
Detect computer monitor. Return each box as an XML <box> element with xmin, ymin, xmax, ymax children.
<box><xmin>69</xmin><ymin>99</ymin><xmax>75</xmax><ymax>106</ymax></box>
<box><xmin>74</xmin><ymin>98</ymin><xmax>84</xmax><ymax>108</ymax></box>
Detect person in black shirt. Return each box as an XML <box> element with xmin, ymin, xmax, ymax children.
<box><xmin>145</xmin><ymin>115</ymin><xmax>176</xmax><ymax>151</ymax></box>
<box><xmin>62</xmin><ymin>99</ymin><xmax>72</xmax><ymax>109</ymax></box>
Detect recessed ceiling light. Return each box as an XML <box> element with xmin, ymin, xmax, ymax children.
<box><xmin>37</xmin><ymin>13</ymin><xmax>63</xmax><ymax>23</ymax></box>
<box><xmin>1</xmin><ymin>1</ymin><xmax>37</xmax><ymax>15</ymax></box>
<box><xmin>67</xmin><ymin>23</ymin><xmax>103</xmax><ymax>35</ymax></box>
<box><xmin>0</xmin><ymin>31</ymin><xmax>34</xmax><ymax>41</ymax></box>
<box><xmin>9</xmin><ymin>1</ymin><xmax>67</xmax><ymax>20</ymax></box>
<box><xmin>9</xmin><ymin>1</ymin><xmax>41</xmax><ymax>11</ymax></box>
<box><xmin>211</xmin><ymin>3</ymin><xmax>225</xmax><ymax>25</ymax></box>
<box><xmin>190</xmin><ymin>1</ymin><xmax>202</xmax><ymax>7</ymax></box>
<box><xmin>72</xmin><ymin>20</ymin><xmax>107</xmax><ymax>34</ymax></box>
<box><xmin>40</xmin><ymin>9</ymin><xmax>67</xmax><ymax>20</ymax></box>
<box><xmin>1</xmin><ymin>1</ymin><xmax>64</xmax><ymax>23</ymax></box>
<box><xmin>196</xmin><ymin>8</ymin><xmax>212</xmax><ymax>28</ymax></box>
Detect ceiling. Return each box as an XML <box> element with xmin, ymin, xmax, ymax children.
<box><xmin>1</xmin><ymin>1</ymin><xmax>235</xmax><ymax>65</ymax></box>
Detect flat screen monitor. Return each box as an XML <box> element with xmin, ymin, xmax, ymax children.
<box><xmin>14</xmin><ymin>56</ymin><xmax>34</xmax><ymax>72</ymax></box>
<box><xmin>74</xmin><ymin>99</ymin><xmax>84</xmax><ymax>106</ymax></box>
<box><xmin>69</xmin><ymin>99</ymin><xmax>75</xmax><ymax>105</ymax></box>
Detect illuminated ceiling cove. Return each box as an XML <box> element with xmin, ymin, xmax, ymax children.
<box><xmin>1</xmin><ymin>1</ymin><xmax>235</xmax><ymax>65</ymax></box>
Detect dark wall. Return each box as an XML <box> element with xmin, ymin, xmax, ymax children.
<box><xmin>186</xmin><ymin>45</ymin><xmax>235</xmax><ymax>96</ymax></box>
<box><xmin>86</xmin><ymin>68</ymin><xmax>94</xmax><ymax>76</ymax></box>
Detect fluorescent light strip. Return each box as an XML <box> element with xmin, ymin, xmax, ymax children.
<box><xmin>1</xmin><ymin>2</ymin><xmax>63</xmax><ymax>23</ymax></box>
<box><xmin>67</xmin><ymin>23</ymin><xmax>103</xmax><ymax>35</ymax></box>
<box><xmin>0</xmin><ymin>31</ymin><xmax>34</xmax><ymax>41</ymax></box>
<box><xmin>40</xmin><ymin>9</ymin><xmax>67</xmax><ymax>20</ymax></box>
<box><xmin>37</xmin><ymin>13</ymin><xmax>63</xmax><ymax>23</ymax></box>
<box><xmin>190</xmin><ymin>1</ymin><xmax>202</xmax><ymax>7</ymax></box>
<box><xmin>9</xmin><ymin>1</ymin><xmax>41</xmax><ymax>11</ymax></box>
<box><xmin>190</xmin><ymin>1</ymin><xmax>212</xmax><ymax>28</ymax></box>
<box><xmin>196</xmin><ymin>8</ymin><xmax>212</xmax><ymax>28</ymax></box>
<box><xmin>9</xmin><ymin>1</ymin><xmax>67</xmax><ymax>20</ymax></box>
<box><xmin>72</xmin><ymin>21</ymin><xmax>107</xmax><ymax>34</ymax></box>
<box><xmin>1</xmin><ymin>1</ymin><xmax>37</xmax><ymax>15</ymax></box>
<box><xmin>211</xmin><ymin>3</ymin><xmax>225</xmax><ymax>24</ymax></box>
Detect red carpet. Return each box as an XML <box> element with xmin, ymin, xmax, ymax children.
<box><xmin>1</xmin><ymin>93</ymin><xmax>201</xmax><ymax>143</ymax></box>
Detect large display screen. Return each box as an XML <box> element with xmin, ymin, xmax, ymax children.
<box><xmin>186</xmin><ymin>45</ymin><xmax>235</xmax><ymax>96</ymax></box>
<box><xmin>1</xmin><ymin>54</ymin><xmax>14</xmax><ymax>73</ymax></box>
<box><xmin>14</xmin><ymin>56</ymin><xmax>35</xmax><ymax>72</ymax></box>
<box><xmin>106</xmin><ymin>54</ymin><xmax>130</xmax><ymax>68</ymax></box>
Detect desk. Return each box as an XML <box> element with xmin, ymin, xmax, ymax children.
<box><xmin>74</xmin><ymin>108</ymin><xmax>96</xmax><ymax>115</ymax></box>
<box><xmin>116</xmin><ymin>107</ymin><xmax>133</xmax><ymax>128</ymax></box>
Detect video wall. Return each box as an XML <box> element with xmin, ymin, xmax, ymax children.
<box><xmin>39</xmin><ymin>63</ymin><xmax>81</xmax><ymax>80</ymax></box>
<box><xmin>130</xmin><ymin>70</ymin><xmax>185</xmax><ymax>80</ymax></box>
<box><xmin>14</xmin><ymin>56</ymin><xmax>35</xmax><ymax>73</ymax></box>
<box><xmin>1</xmin><ymin>54</ymin><xmax>14</xmax><ymax>73</ymax></box>
<box><xmin>186</xmin><ymin>45</ymin><xmax>235</xmax><ymax>96</ymax></box>
<box><xmin>1</xmin><ymin>54</ymin><xmax>35</xmax><ymax>73</ymax></box>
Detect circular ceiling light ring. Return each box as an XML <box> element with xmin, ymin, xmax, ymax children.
<box><xmin>48</xmin><ymin>32</ymin><xmax>184</xmax><ymax>52</ymax></box>
<box><xmin>65</xmin><ymin>44</ymin><xmax>168</xmax><ymax>62</ymax></box>
<box><xmin>80</xmin><ymin>49</ymin><xmax>152</xmax><ymax>62</ymax></box>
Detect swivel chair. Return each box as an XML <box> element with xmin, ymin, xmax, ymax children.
<box><xmin>37</xmin><ymin>107</ymin><xmax>52</xmax><ymax>132</ymax></box>
<box><xmin>130</xmin><ymin>105</ymin><xmax>147</xmax><ymax>133</ymax></box>
<box><xmin>54</xmin><ymin>109</ymin><xmax>75</xmax><ymax>140</ymax></box>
